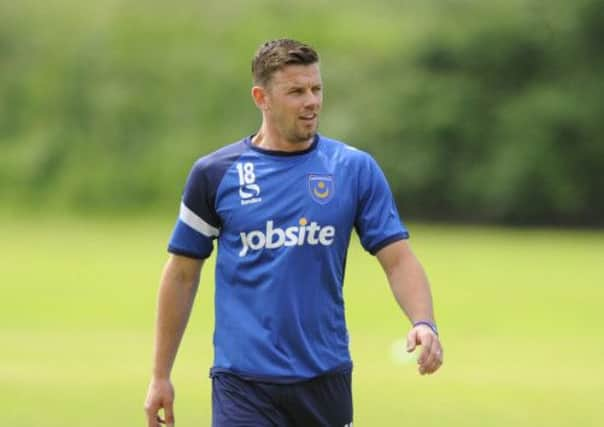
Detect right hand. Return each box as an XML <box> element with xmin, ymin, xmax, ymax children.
<box><xmin>144</xmin><ymin>377</ymin><xmax>175</xmax><ymax>427</ymax></box>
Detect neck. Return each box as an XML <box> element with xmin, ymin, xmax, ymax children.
<box><xmin>251</xmin><ymin>125</ymin><xmax>314</xmax><ymax>152</ymax></box>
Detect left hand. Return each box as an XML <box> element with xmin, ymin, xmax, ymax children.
<box><xmin>406</xmin><ymin>325</ymin><xmax>443</xmax><ymax>375</ymax></box>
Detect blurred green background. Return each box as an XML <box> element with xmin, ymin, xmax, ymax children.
<box><xmin>1</xmin><ymin>0</ymin><xmax>603</xmax><ymax>425</ymax></box>
<box><xmin>2</xmin><ymin>0</ymin><xmax>603</xmax><ymax>224</ymax></box>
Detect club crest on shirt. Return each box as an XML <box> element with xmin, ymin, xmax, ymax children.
<box><xmin>308</xmin><ymin>174</ymin><xmax>334</xmax><ymax>205</ymax></box>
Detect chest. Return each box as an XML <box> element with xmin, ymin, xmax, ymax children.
<box><xmin>215</xmin><ymin>155</ymin><xmax>357</xmax><ymax>234</ymax></box>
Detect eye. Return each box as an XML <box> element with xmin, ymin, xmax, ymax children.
<box><xmin>312</xmin><ymin>86</ymin><xmax>322</xmax><ymax>94</ymax></box>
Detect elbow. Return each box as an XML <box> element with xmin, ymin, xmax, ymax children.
<box><xmin>163</xmin><ymin>256</ymin><xmax>203</xmax><ymax>291</ymax></box>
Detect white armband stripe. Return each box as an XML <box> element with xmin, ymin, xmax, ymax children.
<box><xmin>179</xmin><ymin>202</ymin><xmax>220</xmax><ymax>237</ymax></box>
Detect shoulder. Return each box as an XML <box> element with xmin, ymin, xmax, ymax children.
<box><xmin>185</xmin><ymin>138</ymin><xmax>250</xmax><ymax>189</ymax></box>
<box><xmin>192</xmin><ymin>139</ymin><xmax>249</xmax><ymax>175</ymax></box>
<box><xmin>318</xmin><ymin>135</ymin><xmax>378</xmax><ymax>167</ymax></box>
<box><xmin>182</xmin><ymin>138</ymin><xmax>250</xmax><ymax>198</ymax></box>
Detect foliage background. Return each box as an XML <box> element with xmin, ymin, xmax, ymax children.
<box><xmin>1</xmin><ymin>0</ymin><xmax>602</xmax><ymax>225</ymax></box>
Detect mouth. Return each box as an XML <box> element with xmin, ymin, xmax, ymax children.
<box><xmin>299</xmin><ymin>114</ymin><xmax>317</xmax><ymax>121</ymax></box>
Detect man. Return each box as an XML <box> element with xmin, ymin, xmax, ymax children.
<box><xmin>145</xmin><ymin>39</ymin><xmax>443</xmax><ymax>427</ymax></box>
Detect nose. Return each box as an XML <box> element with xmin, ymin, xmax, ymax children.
<box><xmin>303</xmin><ymin>89</ymin><xmax>321</xmax><ymax>110</ymax></box>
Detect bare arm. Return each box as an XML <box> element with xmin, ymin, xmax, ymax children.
<box><xmin>376</xmin><ymin>240</ymin><xmax>443</xmax><ymax>375</ymax></box>
<box><xmin>144</xmin><ymin>254</ymin><xmax>204</xmax><ymax>427</ymax></box>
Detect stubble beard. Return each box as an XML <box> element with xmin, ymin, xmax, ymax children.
<box><xmin>288</xmin><ymin>117</ymin><xmax>320</xmax><ymax>144</ymax></box>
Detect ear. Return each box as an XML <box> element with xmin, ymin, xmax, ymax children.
<box><xmin>251</xmin><ymin>85</ymin><xmax>269</xmax><ymax>111</ymax></box>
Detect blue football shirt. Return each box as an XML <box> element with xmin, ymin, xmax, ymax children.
<box><xmin>168</xmin><ymin>134</ymin><xmax>409</xmax><ymax>382</ymax></box>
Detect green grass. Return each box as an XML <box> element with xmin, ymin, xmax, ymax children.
<box><xmin>1</xmin><ymin>216</ymin><xmax>603</xmax><ymax>426</ymax></box>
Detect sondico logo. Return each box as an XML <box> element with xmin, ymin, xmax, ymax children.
<box><xmin>237</xmin><ymin>162</ymin><xmax>261</xmax><ymax>205</ymax></box>
<box><xmin>239</xmin><ymin>217</ymin><xmax>335</xmax><ymax>257</ymax></box>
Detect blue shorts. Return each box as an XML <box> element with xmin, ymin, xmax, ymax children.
<box><xmin>211</xmin><ymin>370</ymin><xmax>353</xmax><ymax>427</ymax></box>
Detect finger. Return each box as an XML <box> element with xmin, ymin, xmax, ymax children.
<box><xmin>424</xmin><ymin>339</ymin><xmax>444</xmax><ymax>374</ymax></box>
<box><xmin>426</xmin><ymin>356</ymin><xmax>442</xmax><ymax>374</ymax></box>
<box><xmin>164</xmin><ymin>401</ymin><xmax>175</xmax><ymax>427</ymax></box>
<box><xmin>432</xmin><ymin>342</ymin><xmax>444</xmax><ymax>373</ymax></box>
<box><xmin>145</xmin><ymin>402</ymin><xmax>160</xmax><ymax>427</ymax></box>
<box><xmin>406</xmin><ymin>329</ymin><xmax>418</xmax><ymax>352</ymax></box>
<box><xmin>146</xmin><ymin>413</ymin><xmax>162</xmax><ymax>427</ymax></box>
<box><xmin>417</xmin><ymin>334</ymin><xmax>433</xmax><ymax>366</ymax></box>
<box><xmin>422</xmin><ymin>339</ymin><xmax>441</xmax><ymax>374</ymax></box>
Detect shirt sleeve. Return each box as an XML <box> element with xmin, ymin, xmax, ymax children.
<box><xmin>354</xmin><ymin>154</ymin><xmax>409</xmax><ymax>255</ymax></box>
<box><xmin>167</xmin><ymin>159</ymin><xmax>220</xmax><ymax>259</ymax></box>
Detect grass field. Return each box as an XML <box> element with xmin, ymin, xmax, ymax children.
<box><xmin>1</xmin><ymin>215</ymin><xmax>603</xmax><ymax>426</ymax></box>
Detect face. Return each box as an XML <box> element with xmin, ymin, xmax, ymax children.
<box><xmin>259</xmin><ymin>63</ymin><xmax>323</xmax><ymax>144</ymax></box>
